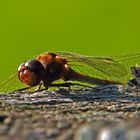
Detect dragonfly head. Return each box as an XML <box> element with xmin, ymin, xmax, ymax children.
<box><xmin>17</xmin><ymin>59</ymin><xmax>45</xmax><ymax>87</ymax></box>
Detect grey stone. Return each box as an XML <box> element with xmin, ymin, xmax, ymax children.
<box><xmin>0</xmin><ymin>85</ymin><xmax>140</xmax><ymax>139</ymax></box>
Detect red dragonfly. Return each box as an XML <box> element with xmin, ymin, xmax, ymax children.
<box><xmin>0</xmin><ymin>52</ymin><xmax>140</xmax><ymax>92</ymax></box>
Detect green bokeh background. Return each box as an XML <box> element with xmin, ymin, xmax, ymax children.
<box><xmin>0</xmin><ymin>0</ymin><xmax>140</xmax><ymax>83</ymax></box>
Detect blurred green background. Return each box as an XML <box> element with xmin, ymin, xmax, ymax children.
<box><xmin>0</xmin><ymin>0</ymin><xmax>140</xmax><ymax>83</ymax></box>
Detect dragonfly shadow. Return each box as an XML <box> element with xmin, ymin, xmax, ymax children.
<box><xmin>57</xmin><ymin>86</ymin><xmax>140</xmax><ymax>103</ymax></box>
<box><xmin>1</xmin><ymin>85</ymin><xmax>140</xmax><ymax>107</ymax></box>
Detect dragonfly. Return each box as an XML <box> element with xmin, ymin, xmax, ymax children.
<box><xmin>0</xmin><ymin>52</ymin><xmax>140</xmax><ymax>92</ymax></box>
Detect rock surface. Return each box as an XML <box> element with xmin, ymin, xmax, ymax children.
<box><xmin>0</xmin><ymin>85</ymin><xmax>140</xmax><ymax>140</ymax></box>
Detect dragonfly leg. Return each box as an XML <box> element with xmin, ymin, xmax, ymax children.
<box><xmin>34</xmin><ymin>82</ymin><xmax>43</xmax><ymax>91</ymax></box>
<box><xmin>50</xmin><ymin>82</ymin><xmax>72</xmax><ymax>90</ymax></box>
<box><xmin>13</xmin><ymin>82</ymin><xmax>97</xmax><ymax>93</ymax></box>
<box><xmin>13</xmin><ymin>87</ymin><xmax>31</xmax><ymax>92</ymax></box>
<box><xmin>13</xmin><ymin>82</ymin><xmax>45</xmax><ymax>93</ymax></box>
<box><xmin>49</xmin><ymin>82</ymin><xmax>72</xmax><ymax>88</ymax></box>
<box><xmin>49</xmin><ymin>82</ymin><xmax>96</xmax><ymax>90</ymax></box>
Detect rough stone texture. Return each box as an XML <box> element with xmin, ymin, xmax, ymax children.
<box><xmin>0</xmin><ymin>85</ymin><xmax>140</xmax><ymax>140</ymax></box>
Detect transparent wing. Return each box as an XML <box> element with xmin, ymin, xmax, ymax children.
<box><xmin>113</xmin><ymin>53</ymin><xmax>140</xmax><ymax>67</ymax></box>
<box><xmin>57</xmin><ymin>52</ymin><xmax>128</xmax><ymax>83</ymax></box>
<box><xmin>0</xmin><ymin>73</ymin><xmax>25</xmax><ymax>93</ymax></box>
<box><xmin>112</xmin><ymin>53</ymin><xmax>140</xmax><ymax>79</ymax></box>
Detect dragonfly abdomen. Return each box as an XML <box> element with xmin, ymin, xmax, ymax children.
<box><xmin>69</xmin><ymin>69</ymin><xmax>121</xmax><ymax>86</ymax></box>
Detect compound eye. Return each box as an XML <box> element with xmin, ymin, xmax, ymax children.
<box><xmin>19</xmin><ymin>69</ymin><xmax>33</xmax><ymax>85</ymax></box>
<box><xmin>18</xmin><ymin>67</ymin><xmax>40</xmax><ymax>87</ymax></box>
